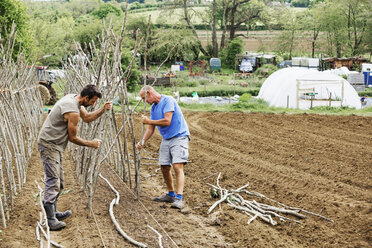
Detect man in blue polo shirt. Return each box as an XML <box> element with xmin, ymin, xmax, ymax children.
<box><xmin>136</xmin><ymin>86</ymin><xmax>190</xmax><ymax>209</ymax></box>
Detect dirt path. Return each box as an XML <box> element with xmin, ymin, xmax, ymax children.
<box><xmin>1</xmin><ymin>112</ymin><xmax>371</xmax><ymax>247</ymax></box>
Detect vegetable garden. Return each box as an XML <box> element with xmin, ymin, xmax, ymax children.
<box><xmin>0</xmin><ymin>9</ymin><xmax>371</xmax><ymax>248</ymax></box>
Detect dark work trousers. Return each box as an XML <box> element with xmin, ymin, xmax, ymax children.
<box><xmin>38</xmin><ymin>144</ymin><xmax>64</xmax><ymax>205</ymax></box>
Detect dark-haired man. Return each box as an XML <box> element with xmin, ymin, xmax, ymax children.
<box><xmin>38</xmin><ymin>84</ymin><xmax>112</xmax><ymax>230</ymax></box>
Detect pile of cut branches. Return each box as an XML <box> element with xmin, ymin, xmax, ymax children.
<box><xmin>207</xmin><ymin>173</ymin><xmax>333</xmax><ymax>225</ymax></box>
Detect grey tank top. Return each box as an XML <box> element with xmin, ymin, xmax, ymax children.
<box><xmin>38</xmin><ymin>94</ymin><xmax>80</xmax><ymax>152</ymax></box>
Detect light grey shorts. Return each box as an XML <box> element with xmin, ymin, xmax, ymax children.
<box><xmin>159</xmin><ymin>135</ymin><xmax>190</xmax><ymax>166</ymax></box>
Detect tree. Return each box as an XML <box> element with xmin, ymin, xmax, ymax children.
<box><xmin>303</xmin><ymin>7</ymin><xmax>322</xmax><ymax>58</ymax></box>
<box><xmin>290</xmin><ymin>0</ymin><xmax>310</xmax><ymax>7</ymax></box>
<box><xmin>211</xmin><ymin>0</ymin><xmax>218</xmax><ymax>57</ymax></box>
<box><xmin>344</xmin><ymin>0</ymin><xmax>369</xmax><ymax>56</ymax></box>
<box><xmin>312</xmin><ymin>0</ymin><xmax>370</xmax><ymax>57</ymax></box>
<box><xmin>32</xmin><ymin>16</ymin><xmax>75</xmax><ymax>67</ymax></box>
<box><xmin>315</xmin><ymin>1</ymin><xmax>346</xmax><ymax>57</ymax></box>
<box><xmin>91</xmin><ymin>3</ymin><xmax>122</xmax><ymax>19</ymax></box>
<box><xmin>148</xmin><ymin>28</ymin><xmax>200</xmax><ymax>62</ymax></box>
<box><xmin>0</xmin><ymin>0</ymin><xmax>32</xmax><ymax>57</ymax></box>
<box><xmin>275</xmin><ymin>8</ymin><xmax>301</xmax><ymax>59</ymax></box>
<box><xmin>365</xmin><ymin>2</ymin><xmax>372</xmax><ymax>56</ymax></box>
<box><xmin>126</xmin><ymin>16</ymin><xmax>153</xmax><ymax>41</ymax></box>
<box><xmin>220</xmin><ymin>37</ymin><xmax>243</xmax><ymax>68</ymax></box>
<box><xmin>162</xmin><ymin>0</ymin><xmax>209</xmax><ymax>57</ymax></box>
<box><xmin>217</xmin><ymin>0</ymin><xmax>266</xmax><ymax>48</ymax></box>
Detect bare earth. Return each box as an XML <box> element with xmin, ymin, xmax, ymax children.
<box><xmin>1</xmin><ymin>112</ymin><xmax>371</xmax><ymax>247</ymax></box>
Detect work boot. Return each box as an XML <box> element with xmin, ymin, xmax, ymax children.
<box><xmin>154</xmin><ymin>194</ymin><xmax>175</xmax><ymax>203</ymax></box>
<box><xmin>54</xmin><ymin>200</ymin><xmax>72</xmax><ymax>221</ymax></box>
<box><xmin>44</xmin><ymin>203</ymin><xmax>66</xmax><ymax>231</ymax></box>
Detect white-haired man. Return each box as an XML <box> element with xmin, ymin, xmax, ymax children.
<box><xmin>136</xmin><ymin>86</ymin><xmax>190</xmax><ymax>209</ymax></box>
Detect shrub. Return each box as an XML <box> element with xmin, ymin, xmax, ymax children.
<box><xmin>358</xmin><ymin>91</ymin><xmax>372</xmax><ymax>97</ymax></box>
<box><xmin>239</xmin><ymin>93</ymin><xmax>252</xmax><ymax>102</ymax></box>
<box><xmin>91</xmin><ymin>4</ymin><xmax>122</xmax><ymax>19</ymax></box>
<box><xmin>220</xmin><ymin>38</ymin><xmax>243</xmax><ymax>69</ymax></box>
<box><xmin>184</xmin><ymin>81</ymin><xmax>199</xmax><ymax>87</ymax></box>
<box><xmin>230</xmin><ymin>98</ymin><xmax>270</xmax><ymax>111</ymax></box>
<box><xmin>254</xmin><ymin>64</ymin><xmax>278</xmax><ymax>77</ymax></box>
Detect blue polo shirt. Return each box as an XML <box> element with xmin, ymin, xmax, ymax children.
<box><xmin>151</xmin><ymin>95</ymin><xmax>190</xmax><ymax>140</ymax></box>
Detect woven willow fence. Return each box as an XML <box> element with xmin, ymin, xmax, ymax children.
<box><xmin>0</xmin><ymin>24</ymin><xmax>44</xmax><ymax>228</ymax></box>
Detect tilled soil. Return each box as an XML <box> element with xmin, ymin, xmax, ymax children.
<box><xmin>1</xmin><ymin>112</ymin><xmax>371</xmax><ymax>247</ymax></box>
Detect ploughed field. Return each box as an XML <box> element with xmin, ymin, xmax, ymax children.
<box><xmin>1</xmin><ymin>112</ymin><xmax>371</xmax><ymax>247</ymax></box>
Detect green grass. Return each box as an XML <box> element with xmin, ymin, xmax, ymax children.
<box><xmin>358</xmin><ymin>87</ymin><xmax>372</xmax><ymax>97</ymax></box>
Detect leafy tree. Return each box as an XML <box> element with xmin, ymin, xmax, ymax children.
<box><xmin>216</xmin><ymin>0</ymin><xmax>266</xmax><ymax>49</ymax></box>
<box><xmin>315</xmin><ymin>1</ymin><xmax>346</xmax><ymax>57</ymax></box>
<box><xmin>343</xmin><ymin>0</ymin><xmax>370</xmax><ymax>56</ymax></box>
<box><xmin>311</xmin><ymin>0</ymin><xmax>370</xmax><ymax>57</ymax></box>
<box><xmin>220</xmin><ymin>37</ymin><xmax>243</xmax><ymax>69</ymax></box>
<box><xmin>0</xmin><ymin>0</ymin><xmax>32</xmax><ymax>57</ymax></box>
<box><xmin>126</xmin><ymin>16</ymin><xmax>153</xmax><ymax>40</ymax></box>
<box><xmin>227</xmin><ymin>0</ymin><xmax>266</xmax><ymax>41</ymax></box>
<box><xmin>147</xmin><ymin>28</ymin><xmax>201</xmax><ymax>62</ymax></box>
<box><xmin>290</xmin><ymin>0</ymin><xmax>310</xmax><ymax>7</ymax></box>
<box><xmin>275</xmin><ymin>8</ymin><xmax>301</xmax><ymax>59</ymax></box>
<box><xmin>365</xmin><ymin>3</ymin><xmax>372</xmax><ymax>56</ymax></box>
<box><xmin>303</xmin><ymin>7</ymin><xmax>323</xmax><ymax>58</ymax></box>
<box><xmin>65</xmin><ymin>0</ymin><xmax>101</xmax><ymax>18</ymax></box>
<box><xmin>162</xmin><ymin>0</ymin><xmax>209</xmax><ymax>56</ymax></box>
<box><xmin>73</xmin><ymin>16</ymin><xmax>102</xmax><ymax>51</ymax></box>
<box><xmin>32</xmin><ymin>16</ymin><xmax>75</xmax><ymax>66</ymax></box>
<box><xmin>91</xmin><ymin>3</ymin><xmax>122</xmax><ymax>19</ymax></box>
<box><xmin>121</xmin><ymin>48</ymin><xmax>141</xmax><ymax>92</ymax></box>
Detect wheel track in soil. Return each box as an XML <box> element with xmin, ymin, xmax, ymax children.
<box><xmin>196</xmin><ymin>116</ymin><xmax>372</xmax><ymax>189</ymax></box>
<box><xmin>191</xmin><ymin>112</ymin><xmax>372</xmax><ymax>177</ymax></box>
<box><xmin>184</xmin><ymin>113</ymin><xmax>370</xmax><ymax>247</ymax></box>
<box><xmin>198</xmin><ymin>117</ymin><xmax>363</xmax><ymax>165</ymax></box>
<box><xmin>190</xmin><ymin>128</ymin><xmax>369</xmax><ymax>206</ymax></box>
<box><xmin>206</xmin><ymin>112</ymin><xmax>372</xmax><ymax>146</ymax></box>
<box><xmin>199</xmin><ymin>112</ymin><xmax>372</xmax><ymax>154</ymax></box>
<box><xmin>185</xmin><ymin>112</ymin><xmax>371</xmax><ymax>204</ymax></box>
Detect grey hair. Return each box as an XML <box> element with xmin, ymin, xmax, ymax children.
<box><xmin>140</xmin><ymin>85</ymin><xmax>155</xmax><ymax>93</ymax></box>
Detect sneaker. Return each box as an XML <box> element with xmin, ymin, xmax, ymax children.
<box><xmin>154</xmin><ymin>194</ymin><xmax>175</xmax><ymax>203</ymax></box>
<box><xmin>171</xmin><ymin>198</ymin><xmax>184</xmax><ymax>209</ymax></box>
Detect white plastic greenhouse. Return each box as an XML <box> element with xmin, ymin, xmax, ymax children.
<box><xmin>258</xmin><ymin>68</ymin><xmax>361</xmax><ymax>110</ymax></box>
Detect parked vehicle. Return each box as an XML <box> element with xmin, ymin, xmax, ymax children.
<box><xmin>209</xmin><ymin>58</ymin><xmax>221</xmax><ymax>72</ymax></box>
<box><xmin>36</xmin><ymin>66</ymin><xmax>58</xmax><ymax>105</ymax></box>
<box><xmin>278</xmin><ymin>60</ymin><xmax>292</xmax><ymax>68</ymax></box>
<box><xmin>239</xmin><ymin>58</ymin><xmax>253</xmax><ymax>73</ymax></box>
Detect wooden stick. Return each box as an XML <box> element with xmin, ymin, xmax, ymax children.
<box><xmin>147</xmin><ymin>225</ymin><xmax>163</xmax><ymax>248</ymax></box>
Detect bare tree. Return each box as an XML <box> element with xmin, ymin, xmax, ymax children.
<box><xmin>211</xmin><ymin>0</ymin><xmax>218</xmax><ymax>57</ymax></box>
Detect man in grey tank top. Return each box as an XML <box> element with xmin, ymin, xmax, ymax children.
<box><xmin>38</xmin><ymin>84</ymin><xmax>112</xmax><ymax>231</ymax></box>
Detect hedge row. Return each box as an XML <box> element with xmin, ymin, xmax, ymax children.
<box><xmin>179</xmin><ymin>88</ymin><xmax>260</xmax><ymax>97</ymax></box>
<box><xmin>358</xmin><ymin>91</ymin><xmax>372</xmax><ymax>97</ymax></box>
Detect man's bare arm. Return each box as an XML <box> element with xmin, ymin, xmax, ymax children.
<box><xmin>80</xmin><ymin>101</ymin><xmax>112</xmax><ymax>123</ymax></box>
<box><xmin>141</xmin><ymin>111</ymin><xmax>173</xmax><ymax>127</ymax></box>
<box><xmin>65</xmin><ymin>112</ymin><xmax>101</xmax><ymax>148</ymax></box>
<box><xmin>136</xmin><ymin>124</ymin><xmax>155</xmax><ymax>150</ymax></box>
